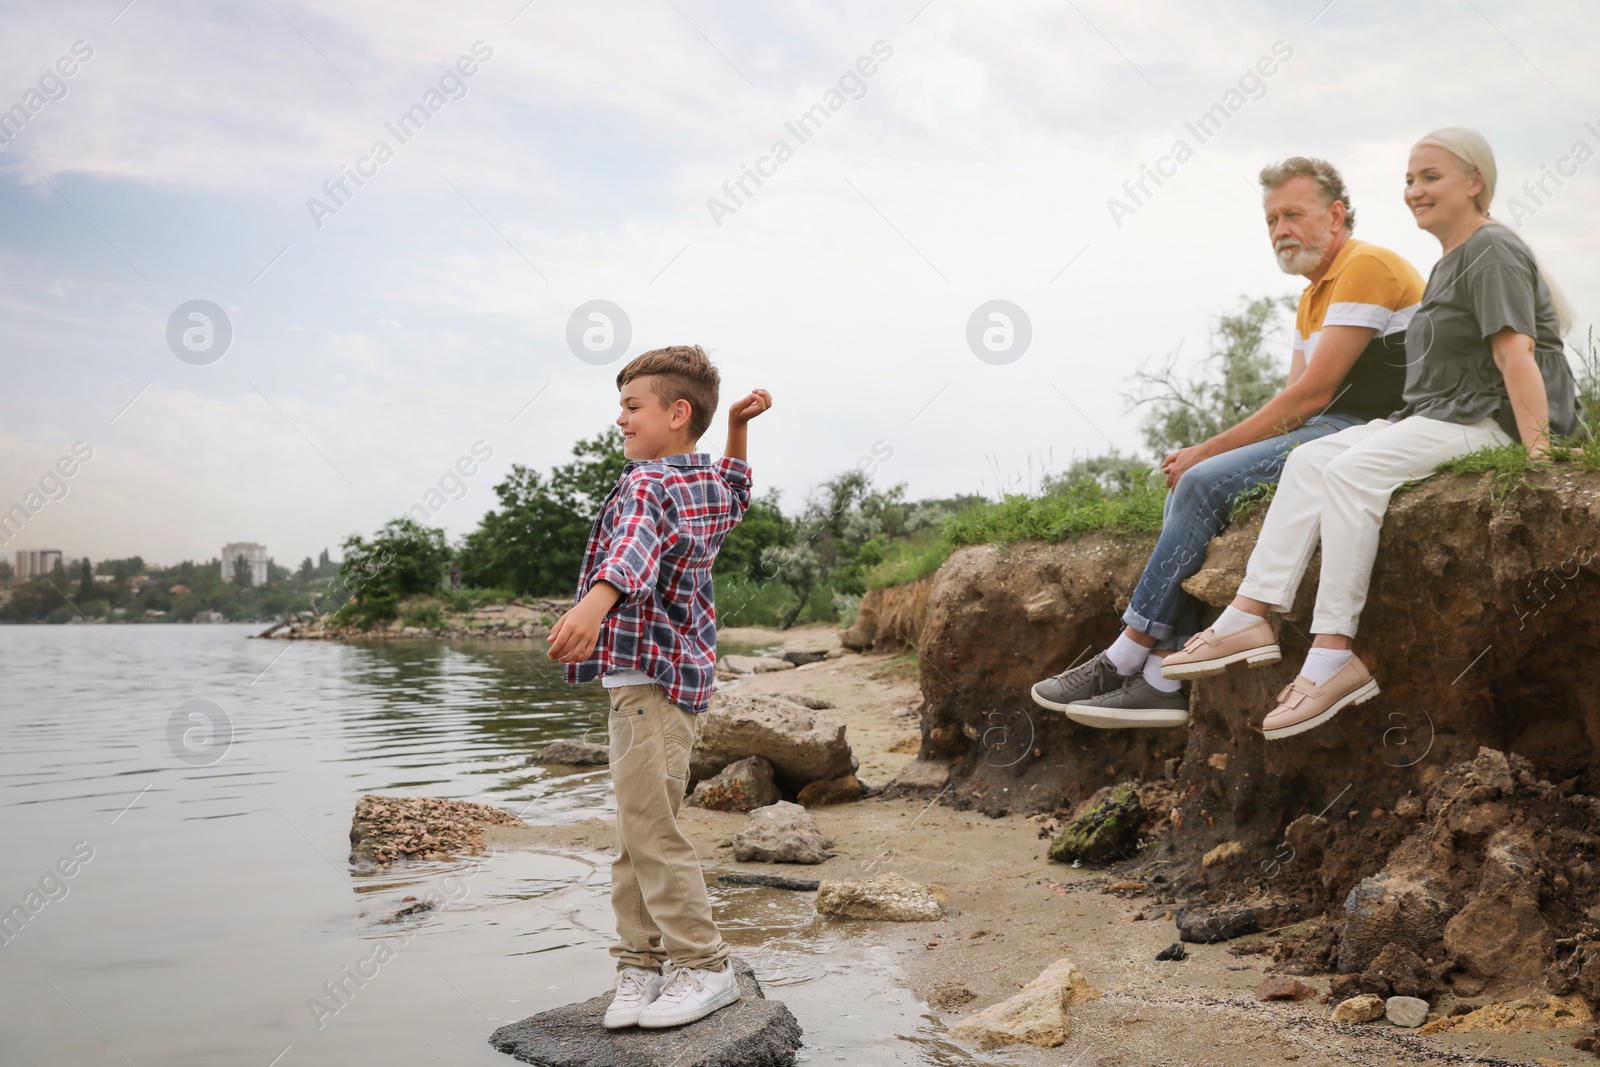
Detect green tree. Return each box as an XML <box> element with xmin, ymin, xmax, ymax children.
<box><xmin>714</xmin><ymin>490</ymin><xmax>790</xmax><ymax>582</ymax></box>
<box><xmin>76</xmin><ymin>559</ymin><xmax>95</xmax><ymax>601</ymax></box>
<box><xmin>232</xmin><ymin>555</ymin><xmax>253</xmax><ymax>588</ymax></box>
<box><xmin>457</xmin><ymin>430</ymin><xmax>626</xmax><ymax>596</ymax></box>
<box><xmin>338</xmin><ymin>518</ymin><xmax>452</xmax><ymax>626</ymax></box>
<box><xmin>299</xmin><ymin>556</ymin><xmax>314</xmax><ymax>579</ymax></box>
<box><xmin>1126</xmin><ymin>295</ymin><xmax>1294</xmax><ymax>456</ymax></box>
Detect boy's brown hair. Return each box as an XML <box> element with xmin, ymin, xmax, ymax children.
<box><xmin>616</xmin><ymin>345</ymin><xmax>721</xmax><ymax>441</ymax></box>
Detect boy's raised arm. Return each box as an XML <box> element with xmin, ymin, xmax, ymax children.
<box><xmin>723</xmin><ymin>388</ymin><xmax>771</xmax><ymax>462</ymax></box>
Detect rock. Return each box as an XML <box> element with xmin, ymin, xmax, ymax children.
<box><xmin>881</xmin><ymin>758</ymin><xmax>949</xmax><ymax>796</ymax></box>
<box><xmin>777</xmin><ymin>692</ymin><xmax>834</xmax><ymax>710</ymax></box>
<box><xmin>1175</xmin><ymin>905</ymin><xmax>1261</xmax><ymax>944</ymax></box>
<box><xmin>716</xmin><ymin>872</ymin><xmax>820</xmax><ymax>891</ymax></box>
<box><xmin>1386</xmin><ymin>996</ymin><xmax>1430</xmax><ymax>1028</ymax></box>
<box><xmin>928</xmin><ymin>985</ymin><xmax>977</xmax><ymax>1010</ymax></box>
<box><xmin>349</xmin><ymin>794</ymin><xmax>525</xmax><ymax>866</ymax></box>
<box><xmin>525</xmin><ymin>739</ymin><xmax>609</xmax><ymax>766</ymax></box>
<box><xmin>1202</xmin><ymin>841</ymin><xmax>1244</xmax><ymax>868</ymax></box>
<box><xmin>1047</xmin><ymin>782</ymin><xmax>1147</xmax><ymax>865</ymax></box>
<box><xmin>944</xmin><ymin>958</ymin><xmax>1100</xmax><ymax>1050</ymax></box>
<box><xmin>1256</xmin><ymin>976</ymin><xmax>1317</xmax><ymax>1002</ymax></box>
<box><xmin>487</xmin><ymin>956</ymin><xmax>801</xmax><ymax>1066</ymax></box>
<box><xmin>731</xmin><ymin>802</ymin><xmax>834</xmax><ymax>864</ymax></box>
<box><xmin>1155</xmin><ymin>943</ymin><xmax>1187</xmax><ymax>962</ymax></box>
<box><xmin>692</xmin><ymin>695</ymin><xmax>856</xmax><ymax>790</ymax></box>
<box><xmin>1360</xmin><ymin>943</ymin><xmax>1438</xmax><ymax>1000</ymax></box>
<box><xmin>685</xmin><ymin>756</ymin><xmax>781</xmax><ymax>813</ymax></box>
<box><xmin>1417</xmin><ymin>994</ymin><xmax>1593</xmax><ymax>1035</ymax></box>
<box><xmin>720</xmin><ymin>654</ymin><xmax>795</xmax><ymax>674</ymax></box>
<box><xmin>796</xmin><ymin>775</ymin><xmax>862</xmax><ymax>807</ymax></box>
<box><xmin>1441</xmin><ymin>828</ymin><xmax>1554</xmax><ymax>986</ymax></box>
<box><xmin>1338</xmin><ymin>873</ymin><xmax>1453</xmax><ymax>974</ymax></box>
<box><xmin>815</xmin><ymin>872</ymin><xmax>942</xmax><ymax>922</ymax></box>
<box><xmin>1329</xmin><ymin>973</ymin><xmax>1362</xmax><ymax>1002</ymax></box>
<box><xmin>780</xmin><ymin>650</ymin><xmax>828</xmax><ymax>667</ymax></box>
<box><xmin>1331</xmin><ymin>994</ymin><xmax>1386</xmax><ymax>1024</ymax></box>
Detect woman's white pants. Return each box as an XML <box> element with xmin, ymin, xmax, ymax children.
<box><xmin>1236</xmin><ymin>415</ymin><xmax>1513</xmax><ymax>637</ymax></box>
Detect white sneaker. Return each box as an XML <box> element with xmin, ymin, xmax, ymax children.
<box><xmin>636</xmin><ymin>960</ymin><xmax>740</xmax><ymax>1028</ymax></box>
<box><xmin>602</xmin><ymin>965</ymin><xmax>665</xmax><ymax>1029</ymax></box>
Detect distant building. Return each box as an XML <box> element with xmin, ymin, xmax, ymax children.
<box><xmin>221</xmin><ymin>543</ymin><xmax>268</xmax><ymax>587</ymax></box>
<box><xmin>15</xmin><ymin>549</ymin><xmax>63</xmax><ymax>578</ymax></box>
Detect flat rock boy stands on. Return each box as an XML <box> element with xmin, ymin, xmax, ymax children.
<box><xmin>547</xmin><ymin>345</ymin><xmax>771</xmax><ymax>1030</ymax></box>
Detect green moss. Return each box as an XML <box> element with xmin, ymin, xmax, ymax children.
<box><xmin>1048</xmin><ymin>782</ymin><xmax>1148</xmax><ymax>865</ymax></box>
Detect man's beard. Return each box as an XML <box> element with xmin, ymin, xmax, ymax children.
<box><xmin>1275</xmin><ymin>240</ymin><xmax>1323</xmax><ymax>276</ymax></box>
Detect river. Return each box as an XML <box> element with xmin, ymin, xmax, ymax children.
<box><xmin>0</xmin><ymin>624</ymin><xmax>995</xmax><ymax>1066</ymax></box>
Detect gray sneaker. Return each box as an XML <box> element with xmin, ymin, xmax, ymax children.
<box><xmin>1030</xmin><ymin>651</ymin><xmax>1125</xmax><ymax>712</ymax></box>
<box><xmin>1064</xmin><ymin>673</ymin><xmax>1189</xmax><ymax>729</ymax></box>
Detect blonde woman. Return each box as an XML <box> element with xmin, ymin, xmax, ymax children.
<box><xmin>1160</xmin><ymin>127</ymin><xmax>1581</xmax><ymax>739</ymax></box>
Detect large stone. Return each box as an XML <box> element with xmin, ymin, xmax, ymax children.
<box><xmin>1047</xmin><ymin>782</ymin><xmax>1147</xmax><ymax>866</ymax></box>
<box><xmin>1255</xmin><ymin>976</ymin><xmax>1317</xmax><ymax>1002</ymax></box>
<box><xmin>795</xmin><ymin>775</ymin><xmax>862</xmax><ymax>807</ymax></box>
<box><xmin>731</xmin><ymin>802</ymin><xmax>834</xmax><ymax>864</ymax></box>
<box><xmin>1338</xmin><ymin>873</ymin><xmax>1453</xmax><ymax>974</ymax></box>
<box><xmin>944</xmin><ymin>958</ymin><xmax>1100</xmax><ymax>1050</ymax></box>
<box><xmin>1359</xmin><ymin>942</ymin><xmax>1439</xmax><ymax>1000</ymax></box>
<box><xmin>487</xmin><ymin>957</ymin><xmax>800</xmax><ymax>1066</ymax></box>
<box><xmin>1386</xmin><ymin>996</ymin><xmax>1430</xmax><ymax>1028</ymax></box>
<box><xmin>1175</xmin><ymin>905</ymin><xmax>1260</xmax><ymax>944</ymax></box>
<box><xmin>691</xmin><ymin>695</ymin><xmax>856</xmax><ymax>790</ymax></box>
<box><xmin>526</xmin><ymin>739</ymin><xmax>609</xmax><ymax>766</ymax></box>
<box><xmin>880</xmin><ymin>758</ymin><xmax>950</xmax><ymax>796</ymax></box>
<box><xmin>815</xmin><ymin>872</ymin><xmax>942</xmax><ymax>922</ymax></box>
<box><xmin>1331</xmin><ymin>994</ymin><xmax>1386</xmax><ymax>1024</ymax></box>
<box><xmin>685</xmin><ymin>756</ymin><xmax>781</xmax><ymax>813</ymax></box>
<box><xmin>1442</xmin><ymin>892</ymin><xmax>1553</xmax><ymax>987</ymax></box>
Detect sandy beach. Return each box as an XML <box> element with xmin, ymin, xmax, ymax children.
<box><xmin>487</xmin><ymin>624</ymin><xmax>1597</xmax><ymax>1067</ymax></box>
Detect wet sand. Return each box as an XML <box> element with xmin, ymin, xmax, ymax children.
<box><xmin>491</xmin><ymin>625</ymin><xmax>1594</xmax><ymax>1066</ymax></box>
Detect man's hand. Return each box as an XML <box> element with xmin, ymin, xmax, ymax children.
<box><xmin>728</xmin><ymin>389</ymin><xmax>772</xmax><ymax>426</ymax></box>
<box><xmin>1161</xmin><ymin>443</ymin><xmax>1212</xmax><ymax>489</ymax></box>
<box><xmin>546</xmin><ymin>582</ymin><xmax>622</xmax><ymax>663</ymax></box>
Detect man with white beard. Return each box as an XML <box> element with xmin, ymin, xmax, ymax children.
<box><xmin>1029</xmin><ymin>157</ymin><xmax>1425</xmax><ymax>729</ymax></box>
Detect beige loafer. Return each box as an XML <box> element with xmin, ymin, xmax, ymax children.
<box><xmin>1261</xmin><ymin>657</ymin><xmax>1380</xmax><ymax>740</ymax></box>
<box><xmin>1160</xmin><ymin>619</ymin><xmax>1281</xmax><ymax>680</ymax></box>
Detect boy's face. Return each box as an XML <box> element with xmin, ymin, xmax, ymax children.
<box><xmin>617</xmin><ymin>376</ymin><xmax>692</xmax><ymax>460</ymax></box>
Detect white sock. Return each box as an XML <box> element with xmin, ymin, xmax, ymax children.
<box><xmin>1210</xmin><ymin>605</ymin><xmax>1265</xmax><ymax>638</ymax></box>
<box><xmin>1105</xmin><ymin>632</ymin><xmax>1148</xmax><ymax>675</ymax></box>
<box><xmin>1143</xmin><ymin>653</ymin><xmax>1183</xmax><ymax>693</ymax></box>
<box><xmin>1301</xmin><ymin>648</ymin><xmax>1354</xmax><ymax>687</ymax></box>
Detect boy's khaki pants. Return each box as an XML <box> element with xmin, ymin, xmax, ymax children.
<box><xmin>606</xmin><ymin>683</ymin><xmax>729</xmax><ymax>973</ymax></box>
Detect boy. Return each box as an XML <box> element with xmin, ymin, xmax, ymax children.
<box><xmin>547</xmin><ymin>344</ymin><xmax>770</xmax><ymax>1029</ymax></box>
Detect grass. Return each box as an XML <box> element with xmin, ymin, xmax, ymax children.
<box><xmin>945</xmin><ymin>477</ymin><xmax>1166</xmax><ymax>548</ymax></box>
<box><xmin>863</xmin><ymin>532</ymin><xmax>954</xmax><ymax>590</ymax></box>
<box><xmin>1434</xmin><ymin>432</ymin><xmax>1600</xmax><ymax>504</ymax></box>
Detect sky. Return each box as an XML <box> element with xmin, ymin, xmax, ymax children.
<box><xmin>2</xmin><ymin>0</ymin><xmax>1596</xmax><ymax>569</ymax></box>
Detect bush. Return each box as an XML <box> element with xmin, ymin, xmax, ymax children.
<box><xmin>401</xmin><ymin>601</ymin><xmax>446</xmax><ymax>630</ymax></box>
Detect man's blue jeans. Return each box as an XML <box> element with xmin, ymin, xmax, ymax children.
<box><xmin>1121</xmin><ymin>413</ymin><xmax>1367</xmax><ymax>649</ymax></box>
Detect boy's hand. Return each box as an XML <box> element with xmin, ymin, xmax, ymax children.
<box><xmin>546</xmin><ymin>582</ymin><xmax>622</xmax><ymax>663</ymax></box>
<box><xmin>728</xmin><ymin>389</ymin><xmax>772</xmax><ymax>426</ymax></box>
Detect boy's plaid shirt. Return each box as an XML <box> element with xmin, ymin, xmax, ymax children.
<box><xmin>564</xmin><ymin>453</ymin><xmax>752</xmax><ymax>714</ymax></box>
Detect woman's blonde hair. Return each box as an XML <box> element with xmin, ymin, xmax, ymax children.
<box><xmin>1415</xmin><ymin>126</ymin><xmax>1575</xmax><ymax>334</ymax></box>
